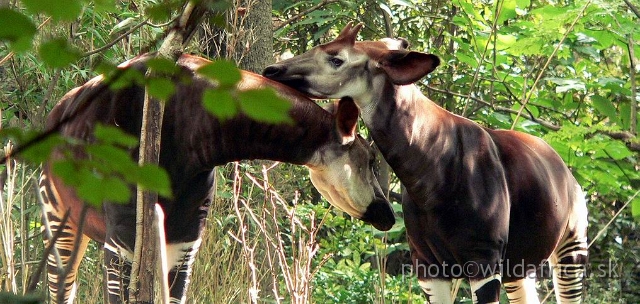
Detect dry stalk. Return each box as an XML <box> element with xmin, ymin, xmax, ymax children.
<box><xmin>0</xmin><ymin>143</ymin><xmax>18</xmax><ymax>293</ymax></box>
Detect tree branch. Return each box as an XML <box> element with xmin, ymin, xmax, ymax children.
<box><xmin>623</xmin><ymin>0</ymin><xmax>640</xmax><ymax>19</ymax></box>
<box><xmin>274</xmin><ymin>0</ymin><xmax>340</xmax><ymax>31</ymax></box>
<box><xmin>599</xmin><ymin>130</ymin><xmax>640</xmax><ymax>152</ymax></box>
<box><xmin>627</xmin><ymin>34</ymin><xmax>637</xmax><ymax>135</ymax></box>
<box><xmin>82</xmin><ymin>19</ymin><xmax>151</xmax><ymax>57</ymax></box>
<box><xmin>511</xmin><ymin>0</ymin><xmax>593</xmax><ymax>129</ymax></box>
<box><xmin>426</xmin><ymin>85</ymin><xmax>561</xmax><ymax>130</ymax></box>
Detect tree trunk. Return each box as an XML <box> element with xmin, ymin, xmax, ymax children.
<box><xmin>129</xmin><ymin>2</ymin><xmax>209</xmax><ymax>303</ymax></box>
<box><xmin>203</xmin><ymin>0</ymin><xmax>272</xmax><ymax>70</ymax></box>
<box><xmin>237</xmin><ymin>0</ymin><xmax>273</xmax><ymax>72</ymax></box>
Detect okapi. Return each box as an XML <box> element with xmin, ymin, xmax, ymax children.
<box><xmin>263</xmin><ymin>23</ymin><xmax>588</xmax><ymax>303</ymax></box>
<box><xmin>40</xmin><ymin>53</ymin><xmax>395</xmax><ymax>304</ymax></box>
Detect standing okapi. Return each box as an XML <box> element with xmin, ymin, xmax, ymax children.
<box><xmin>40</xmin><ymin>53</ymin><xmax>395</xmax><ymax>304</ymax></box>
<box><xmin>263</xmin><ymin>23</ymin><xmax>588</xmax><ymax>303</ymax></box>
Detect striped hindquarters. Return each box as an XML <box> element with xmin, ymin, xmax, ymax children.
<box><xmin>40</xmin><ymin>173</ymin><xmax>90</xmax><ymax>304</ymax></box>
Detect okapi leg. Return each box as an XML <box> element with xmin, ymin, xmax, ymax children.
<box><xmin>549</xmin><ymin>187</ymin><xmax>588</xmax><ymax>304</ymax></box>
<box><xmin>504</xmin><ymin>277</ymin><xmax>540</xmax><ymax>304</ymax></box>
<box><xmin>166</xmin><ymin>239</ymin><xmax>203</xmax><ymax>304</ymax></box>
<box><xmin>103</xmin><ymin>238</ymin><xmax>134</xmax><ymax>303</ymax></box>
<box><xmin>40</xmin><ymin>174</ymin><xmax>91</xmax><ymax>304</ymax></box>
<box><xmin>469</xmin><ymin>274</ymin><xmax>502</xmax><ymax>304</ymax></box>
<box><xmin>103</xmin><ymin>201</ymin><xmax>137</xmax><ymax>304</ymax></box>
<box><xmin>548</xmin><ymin>239</ymin><xmax>587</xmax><ymax>304</ymax></box>
<box><xmin>43</xmin><ymin>218</ymin><xmax>90</xmax><ymax>304</ymax></box>
<box><xmin>418</xmin><ymin>278</ymin><xmax>453</xmax><ymax>304</ymax></box>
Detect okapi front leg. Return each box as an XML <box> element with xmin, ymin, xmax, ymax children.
<box><xmin>104</xmin><ymin>239</ymin><xmax>134</xmax><ymax>303</ymax></box>
<box><xmin>103</xmin><ymin>202</ymin><xmax>137</xmax><ymax>303</ymax></box>
<box><xmin>417</xmin><ymin>278</ymin><xmax>453</xmax><ymax>304</ymax></box>
<box><xmin>165</xmin><ymin>239</ymin><xmax>203</xmax><ymax>304</ymax></box>
<box><xmin>470</xmin><ymin>274</ymin><xmax>502</xmax><ymax>304</ymax></box>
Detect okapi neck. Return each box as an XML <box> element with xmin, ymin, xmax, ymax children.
<box><xmin>165</xmin><ymin>86</ymin><xmax>335</xmax><ymax>170</ymax></box>
<box><xmin>360</xmin><ymin>83</ymin><xmax>452</xmax><ymax>199</ymax></box>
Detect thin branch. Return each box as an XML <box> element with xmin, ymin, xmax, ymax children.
<box><xmin>380</xmin><ymin>0</ymin><xmax>393</xmax><ymax>37</ymax></box>
<box><xmin>511</xmin><ymin>0</ymin><xmax>593</xmax><ymax>129</ymax></box>
<box><xmin>627</xmin><ymin>34</ymin><xmax>637</xmax><ymax>135</ymax></box>
<box><xmin>461</xmin><ymin>0</ymin><xmax>504</xmax><ymax>116</ymax></box>
<box><xmin>82</xmin><ymin>19</ymin><xmax>150</xmax><ymax>57</ymax></box>
<box><xmin>0</xmin><ymin>17</ymin><xmax>51</xmax><ymax>67</ymax></box>
<box><xmin>426</xmin><ymin>85</ymin><xmax>562</xmax><ymax>130</ymax></box>
<box><xmin>623</xmin><ymin>0</ymin><xmax>640</xmax><ymax>19</ymax></box>
<box><xmin>598</xmin><ymin>130</ymin><xmax>640</xmax><ymax>152</ymax></box>
<box><xmin>0</xmin><ymin>66</ymin><xmax>129</xmax><ymax>165</ymax></box>
<box><xmin>274</xmin><ymin>0</ymin><xmax>340</xmax><ymax>31</ymax></box>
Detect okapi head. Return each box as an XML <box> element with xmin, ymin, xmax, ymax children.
<box><xmin>262</xmin><ymin>22</ymin><xmax>440</xmax><ymax>101</ymax></box>
<box><xmin>304</xmin><ymin>97</ymin><xmax>393</xmax><ymax>230</ymax></box>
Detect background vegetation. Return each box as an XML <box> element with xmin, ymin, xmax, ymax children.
<box><xmin>0</xmin><ymin>0</ymin><xmax>638</xmax><ymax>303</ymax></box>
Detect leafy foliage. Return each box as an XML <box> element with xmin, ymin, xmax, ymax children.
<box><xmin>197</xmin><ymin>61</ymin><xmax>293</xmax><ymax>124</ymax></box>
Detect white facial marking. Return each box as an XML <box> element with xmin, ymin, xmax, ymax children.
<box><xmin>307</xmin><ymin>148</ymin><xmax>376</xmax><ymax>219</ymax></box>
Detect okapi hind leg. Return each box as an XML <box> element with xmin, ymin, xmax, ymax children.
<box><xmin>166</xmin><ymin>239</ymin><xmax>203</xmax><ymax>304</ymax></box>
<box><xmin>40</xmin><ymin>175</ymin><xmax>91</xmax><ymax>304</ymax></box>
<box><xmin>549</xmin><ymin>186</ymin><xmax>588</xmax><ymax>304</ymax></box>
<box><xmin>42</xmin><ymin>217</ymin><xmax>90</xmax><ymax>304</ymax></box>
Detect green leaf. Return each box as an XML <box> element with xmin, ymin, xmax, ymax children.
<box><xmin>497</xmin><ymin>0</ymin><xmax>516</xmax><ymax>24</ymax></box>
<box><xmin>51</xmin><ymin>160</ymin><xmax>85</xmax><ymax>193</ymax></box>
<box><xmin>108</xmin><ymin>68</ymin><xmax>145</xmax><ymax>90</ymax></box>
<box><xmin>19</xmin><ymin>135</ymin><xmax>66</xmax><ymax>163</ymax></box>
<box><xmin>456</xmin><ymin>53</ymin><xmax>478</xmax><ymax>68</ymax></box>
<box><xmin>92</xmin><ymin>0</ymin><xmax>117</xmax><ymax>12</ymax></box>
<box><xmin>516</xmin><ymin>0</ymin><xmax>530</xmax><ymax>10</ymax></box>
<box><xmin>546</xmin><ymin>78</ymin><xmax>586</xmax><ymax>93</ymax></box>
<box><xmin>197</xmin><ymin>60</ymin><xmax>242</xmax><ymax>87</ymax></box>
<box><xmin>146</xmin><ymin>57</ymin><xmax>179</xmax><ymax>74</ymax></box>
<box><xmin>94</xmin><ymin>124</ymin><xmax>139</xmax><ymax>148</ymax></box>
<box><xmin>147</xmin><ymin>77</ymin><xmax>176</xmax><ymax>101</ymax></box>
<box><xmin>633</xmin><ymin>194</ymin><xmax>640</xmax><ymax>218</ymax></box>
<box><xmin>39</xmin><ymin>38</ymin><xmax>81</xmax><ymax>68</ymax></box>
<box><xmin>202</xmin><ymin>89</ymin><xmax>238</xmax><ymax>120</ymax></box>
<box><xmin>237</xmin><ymin>89</ymin><xmax>293</xmax><ymax>124</ymax></box>
<box><xmin>0</xmin><ymin>8</ymin><xmax>36</xmax><ymax>52</ymax></box>
<box><xmin>76</xmin><ymin>174</ymin><xmax>131</xmax><ymax>206</ymax></box>
<box><xmin>145</xmin><ymin>2</ymin><xmax>175</xmax><ymax>22</ymax></box>
<box><xmin>0</xmin><ymin>128</ymin><xmax>65</xmax><ymax>163</ymax></box>
<box><xmin>22</xmin><ymin>0</ymin><xmax>83</xmax><ymax>21</ymax></box>
<box><xmin>136</xmin><ymin>164</ymin><xmax>172</xmax><ymax>198</ymax></box>
<box><xmin>85</xmin><ymin>144</ymin><xmax>137</xmax><ymax>173</ymax></box>
<box><xmin>591</xmin><ymin>94</ymin><xmax>621</xmax><ymax>125</ymax></box>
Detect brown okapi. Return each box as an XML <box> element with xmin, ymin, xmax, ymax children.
<box><xmin>263</xmin><ymin>23</ymin><xmax>588</xmax><ymax>304</ymax></box>
<box><xmin>40</xmin><ymin>53</ymin><xmax>395</xmax><ymax>304</ymax></box>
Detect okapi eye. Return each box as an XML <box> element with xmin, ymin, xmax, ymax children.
<box><xmin>329</xmin><ymin>57</ymin><xmax>344</xmax><ymax>68</ymax></box>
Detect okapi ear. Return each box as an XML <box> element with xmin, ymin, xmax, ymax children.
<box><xmin>335</xmin><ymin>97</ymin><xmax>359</xmax><ymax>145</ymax></box>
<box><xmin>380</xmin><ymin>51</ymin><xmax>440</xmax><ymax>85</ymax></box>
<box><xmin>334</xmin><ymin>22</ymin><xmax>363</xmax><ymax>47</ymax></box>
